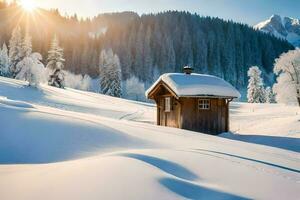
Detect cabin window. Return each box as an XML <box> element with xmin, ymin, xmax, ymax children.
<box><xmin>198</xmin><ymin>99</ymin><xmax>210</xmax><ymax>110</ymax></box>
<box><xmin>165</xmin><ymin>97</ymin><xmax>171</xmax><ymax>112</ymax></box>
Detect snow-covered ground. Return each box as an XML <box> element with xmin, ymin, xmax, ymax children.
<box><xmin>0</xmin><ymin>76</ymin><xmax>299</xmax><ymax>200</ymax></box>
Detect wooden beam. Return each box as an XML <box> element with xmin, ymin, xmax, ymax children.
<box><xmin>147</xmin><ymin>80</ymin><xmax>179</xmax><ymax>100</ymax></box>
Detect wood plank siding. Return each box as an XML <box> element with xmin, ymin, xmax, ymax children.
<box><xmin>180</xmin><ymin>98</ymin><xmax>228</xmax><ymax>134</ymax></box>
<box><xmin>152</xmin><ymin>83</ymin><xmax>230</xmax><ymax>134</ymax></box>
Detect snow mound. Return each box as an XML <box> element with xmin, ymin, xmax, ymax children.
<box><xmin>0</xmin><ymin>77</ymin><xmax>299</xmax><ymax>200</ymax></box>
<box><xmin>146</xmin><ymin>73</ymin><xmax>241</xmax><ymax>98</ymax></box>
<box><xmin>0</xmin><ymin>104</ymin><xmax>148</xmax><ymax>164</ymax></box>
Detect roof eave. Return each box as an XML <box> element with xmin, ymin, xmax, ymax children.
<box><xmin>146</xmin><ymin>80</ymin><xmax>179</xmax><ymax>100</ymax></box>
<box><xmin>177</xmin><ymin>95</ymin><xmax>240</xmax><ymax>99</ymax></box>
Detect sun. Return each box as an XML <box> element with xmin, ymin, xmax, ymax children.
<box><xmin>20</xmin><ymin>0</ymin><xmax>37</xmax><ymax>12</ymax></box>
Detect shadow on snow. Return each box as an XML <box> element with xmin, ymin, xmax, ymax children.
<box><xmin>220</xmin><ymin>132</ymin><xmax>300</xmax><ymax>153</ymax></box>
<box><xmin>194</xmin><ymin>149</ymin><xmax>300</xmax><ymax>174</ymax></box>
<box><xmin>159</xmin><ymin>178</ymin><xmax>250</xmax><ymax>200</ymax></box>
<box><xmin>120</xmin><ymin>153</ymin><xmax>198</xmax><ymax>181</ymax></box>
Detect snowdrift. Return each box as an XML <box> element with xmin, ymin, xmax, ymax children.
<box><xmin>0</xmin><ymin>76</ymin><xmax>299</xmax><ymax>200</ymax></box>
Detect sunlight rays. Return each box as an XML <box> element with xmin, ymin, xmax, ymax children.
<box><xmin>20</xmin><ymin>0</ymin><xmax>37</xmax><ymax>12</ymax></box>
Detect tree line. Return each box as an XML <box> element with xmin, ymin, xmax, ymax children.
<box><xmin>0</xmin><ymin>25</ymin><xmax>66</xmax><ymax>87</ymax></box>
<box><xmin>0</xmin><ymin>4</ymin><xmax>294</xmax><ymax>91</ymax></box>
<box><xmin>0</xmin><ymin>25</ymin><xmax>124</xmax><ymax>98</ymax></box>
<box><xmin>102</xmin><ymin>11</ymin><xmax>294</xmax><ymax>89</ymax></box>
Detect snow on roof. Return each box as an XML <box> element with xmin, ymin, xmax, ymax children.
<box><xmin>146</xmin><ymin>73</ymin><xmax>241</xmax><ymax>98</ymax></box>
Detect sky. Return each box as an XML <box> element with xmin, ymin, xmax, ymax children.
<box><xmin>16</xmin><ymin>0</ymin><xmax>300</xmax><ymax>25</ymax></box>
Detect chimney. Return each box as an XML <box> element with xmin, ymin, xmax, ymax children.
<box><xmin>183</xmin><ymin>66</ymin><xmax>194</xmax><ymax>75</ymax></box>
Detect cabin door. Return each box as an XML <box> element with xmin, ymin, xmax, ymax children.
<box><xmin>159</xmin><ymin>98</ymin><xmax>166</xmax><ymax>126</ymax></box>
<box><xmin>159</xmin><ymin>97</ymin><xmax>180</xmax><ymax>128</ymax></box>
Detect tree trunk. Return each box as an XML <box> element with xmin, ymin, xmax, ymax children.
<box><xmin>297</xmin><ymin>87</ymin><xmax>300</xmax><ymax>107</ymax></box>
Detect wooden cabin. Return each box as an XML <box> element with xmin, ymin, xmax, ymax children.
<box><xmin>146</xmin><ymin>67</ymin><xmax>240</xmax><ymax>135</ymax></box>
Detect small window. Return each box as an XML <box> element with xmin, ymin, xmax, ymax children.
<box><xmin>198</xmin><ymin>99</ymin><xmax>210</xmax><ymax>110</ymax></box>
<box><xmin>165</xmin><ymin>97</ymin><xmax>171</xmax><ymax>112</ymax></box>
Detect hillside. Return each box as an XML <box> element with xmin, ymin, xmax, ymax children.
<box><xmin>0</xmin><ymin>5</ymin><xmax>294</xmax><ymax>90</ymax></box>
<box><xmin>255</xmin><ymin>15</ymin><xmax>300</xmax><ymax>47</ymax></box>
<box><xmin>0</xmin><ymin>77</ymin><xmax>299</xmax><ymax>200</ymax></box>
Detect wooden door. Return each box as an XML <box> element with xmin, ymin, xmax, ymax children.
<box><xmin>160</xmin><ymin>98</ymin><xmax>165</xmax><ymax>126</ymax></box>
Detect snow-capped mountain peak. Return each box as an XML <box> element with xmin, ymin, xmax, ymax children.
<box><xmin>254</xmin><ymin>15</ymin><xmax>300</xmax><ymax>47</ymax></box>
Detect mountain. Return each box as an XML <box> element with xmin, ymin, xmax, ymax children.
<box><xmin>254</xmin><ymin>14</ymin><xmax>300</xmax><ymax>47</ymax></box>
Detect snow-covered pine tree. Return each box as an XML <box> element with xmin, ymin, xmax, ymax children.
<box><xmin>0</xmin><ymin>43</ymin><xmax>10</xmax><ymax>77</ymax></box>
<box><xmin>20</xmin><ymin>33</ymin><xmax>32</xmax><ymax>58</ymax></box>
<box><xmin>46</xmin><ymin>35</ymin><xmax>65</xmax><ymax>88</ymax></box>
<box><xmin>99</xmin><ymin>49</ymin><xmax>122</xmax><ymax>97</ymax></box>
<box><xmin>247</xmin><ymin>66</ymin><xmax>265</xmax><ymax>103</ymax></box>
<box><xmin>16</xmin><ymin>34</ymin><xmax>46</xmax><ymax>87</ymax></box>
<box><xmin>273</xmin><ymin>49</ymin><xmax>300</xmax><ymax>106</ymax></box>
<box><xmin>99</xmin><ymin>49</ymin><xmax>108</xmax><ymax>93</ymax></box>
<box><xmin>15</xmin><ymin>33</ymin><xmax>33</xmax><ymax>79</ymax></box>
<box><xmin>16</xmin><ymin>53</ymin><xmax>45</xmax><ymax>87</ymax></box>
<box><xmin>110</xmin><ymin>54</ymin><xmax>122</xmax><ymax>97</ymax></box>
<box><xmin>265</xmin><ymin>86</ymin><xmax>276</xmax><ymax>103</ymax></box>
<box><xmin>8</xmin><ymin>26</ymin><xmax>23</xmax><ymax>78</ymax></box>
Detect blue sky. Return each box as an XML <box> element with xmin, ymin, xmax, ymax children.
<box><xmin>32</xmin><ymin>0</ymin><xmax>300</xmax><ymax>25</ymax></box>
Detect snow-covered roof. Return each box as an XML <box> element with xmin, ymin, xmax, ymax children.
<box><xmin>146</xmin><ymin>73</ymin><xmax>241</xmax><ymax>99</ymax></box>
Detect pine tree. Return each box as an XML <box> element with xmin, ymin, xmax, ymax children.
<box><xmin>20</xmin><ymin>33</ymin><xmax>32</xmax><ymax>58</ymax></box>
<box><xmin>8</xmin><ymin>26</ymin><xmax>23</xmax><ymax>78</ymax></box>
<box><xmin>0</xmin><ymin>11</ymin><xmax>293</xmax><ymax>92</ymax></box>
<box><xmin>46</xmin><ymin>35</ymin><xmax>65</xmax><ymax>88</ymax></box>
<box><xmin>265</xmin><ymin>86</ymin><xmax>276</xmax><ymax>103</ymax></box>
<box><xmin>223</xmin><ymin>23</ymin><xmax>236</xmax><ymax>84</ymax></box>
<box><xmin>15</xmin><ymin>33</ymin><xmax>32</xmax><ymax>79</ymax></box>
<box><xmin>99</xmin><ymin>49</ymin><xmax>122</xmax><ymax>97</ymax></box>
<box><xmin>180</xmin><ymin>27</ymin><xmax>193</xmax><ymax>69</ymax></box>
<box><xmin>0</xmin><ymin>43</ymin><xmax>10</xmax><ymax>77</ymax></box>
<box><xmin>134</xmin><ymin>24</ymin><xmax>144</xmax><ymax>74</ymax></box>
<box><xmin>16</xmin><ymin>34</ymin><xmax>45</xmax><ymax>87</ymax></box>
<box><xmin>16</xmin><ymin>53</ymin><xmax>45</xmax><ymax>87</ymax></box>
<box><xmin>247</xmin><ymin>66</ymin><xmax>265</xmax><ymax>103</ymax></box>
<box><xmin>161</xmin><ymin>34</ymin><xmax>175</xmax><ymax>74</ymax></box>
<box><xmin>143</xmin><ymin>26</ymin><xmax>153</xmax><ymax>82</ymax></box>
<box><xmin>111</xmin><ymin>54</ymin><xmax>122</xmax><ymax>97</ymax></box>
<box><xmin>193</xmin><ymin>29</ymin><xmax>207</xmax><ymax>73</ymax></box>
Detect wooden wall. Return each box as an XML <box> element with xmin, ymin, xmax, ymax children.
<box><xmin>153</xmin><ymin>84</ymin><xmax>229</xmax><ymax>134</ymax></box>
<box><xmin>180</xmin><ymin>98</ymin><xmax>228</xmax><ymax>134</ymax></box>
<box><xmin>156</xmin><ymin>96</ymin><xmax>228</xmax><ymax>134</ymax></box>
